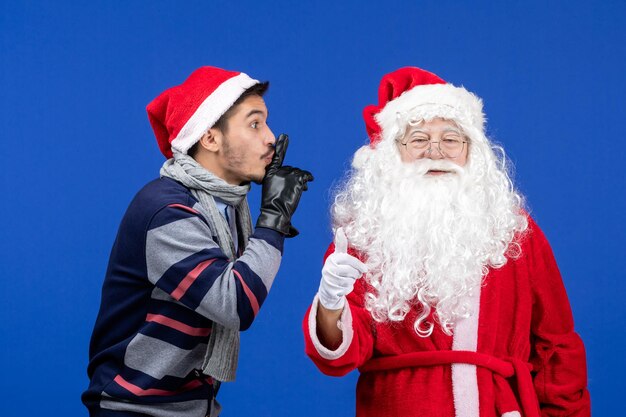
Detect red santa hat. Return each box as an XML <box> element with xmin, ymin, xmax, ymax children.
<box><xmin>147</xmin><ymin>66</ymin><xmax>260</xmax><ymax>158</ymax></box>
<box><xmin>363</xmin><ymin>67</ymin><xmax>485</xmax><ymax>146</ymax></box>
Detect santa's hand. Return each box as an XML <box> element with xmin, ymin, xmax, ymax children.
<box><xmin>317</xmin><ymin>228</ymin><xmax>368</xmax><ymax>310</ymax></box>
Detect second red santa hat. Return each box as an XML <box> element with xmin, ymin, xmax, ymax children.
<box><xmin>363</xmin><ymin>67</ymin><xmax>485</xmax><ymax>146</ymax></box>
<box><xmin>147</xmin><ymin>66</ymin><xmax>261</xmax><ymax>158</ymax></box>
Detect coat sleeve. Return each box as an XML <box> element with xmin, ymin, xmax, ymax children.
<box><xmin>145</xmin><ymin>203</ymin><xmax>284</xmax><ymax>331</ymax></box>
<box><xmin>303</xmin><ymin>243</ymin><xmax>375</xmax><ymax>377</ymax></box>
<box><xmin>526</xmin><ymin>218</ymin><xmax>591</xmax><ymax>416</ymax></box>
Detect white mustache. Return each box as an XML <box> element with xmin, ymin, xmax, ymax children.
<box><xmin>406</xmin><ymin>159</ymin><xmax>465</xmax><ymax>176</ymax></box>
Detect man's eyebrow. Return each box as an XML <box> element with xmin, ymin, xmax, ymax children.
<box><xmin>245</xmin><ymin>109</ymin><xmax>267</xmax><ymax>118</ymax></box>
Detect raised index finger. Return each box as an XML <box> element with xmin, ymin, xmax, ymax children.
<box><xmin>267</xmin><ymin>134</ymin><xmax>289</xmax><ymax>175</ymax></box>
<box><xmin>334</xmin><ymin>227</ymin><xmax>348</xmax><ymax>254</ymax></box>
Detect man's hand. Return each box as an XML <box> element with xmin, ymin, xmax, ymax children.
<box><xmin>256</xmin><ymin>134</ymin><xmax>314</xmax><ymax>237</ymax></box>
<box><xmin>317</xmin><ymin>228</ymin><xmax>368</xmax><ymax>310</ymax></box>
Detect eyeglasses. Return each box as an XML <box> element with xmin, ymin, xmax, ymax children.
<box><xmin>398</xmin><ymin>136</ymin><xmax>468</xmax><ymax>159</ymax></box>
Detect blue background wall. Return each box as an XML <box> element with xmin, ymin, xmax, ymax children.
<box><xmin>1</xmin><ymin>1</ymin><xmax>624</xmax><ymax>415</ymax></box>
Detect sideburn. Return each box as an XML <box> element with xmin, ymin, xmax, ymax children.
<box><xmin>221</xmin><ymin>134</ymin><xmax>245</xmax><ymax>167</ymax></box>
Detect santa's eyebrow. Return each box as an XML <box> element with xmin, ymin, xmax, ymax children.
<box><xmin>441</xmin><ymin>127</ymin><xmax>463</xmax><ymax>135</ymax></box>
<box><xmin>407</xmin><ymin>126</ymin><xmax>463</xmax><ymax>135</ymax></box>
<box><xmin>407</xmin><ymin>127</ymin><xmax>429</xmax><ymax>134</ymax></box>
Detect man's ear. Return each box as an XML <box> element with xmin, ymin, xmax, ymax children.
<box><xmin>198</xmin><ymin>128</ymin><xmax>221</xmax><ymax>153</ymax></box>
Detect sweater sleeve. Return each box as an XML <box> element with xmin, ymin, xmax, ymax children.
<box><xmin>526</xmin><ymin>218</ymin><xmax>591</xmax><ymax>416</ymax></box>
<box><xmin>145</xmin><ymin>203</ymin><xmax>284</xmax><ymax>331</ymax></box>
<box><xmin>303</xmin><ymin>243</ymin><xmax>375</xmax><ymax>377</ymax></box>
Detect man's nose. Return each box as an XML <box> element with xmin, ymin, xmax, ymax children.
<box><xmin>266</xmin><ymin>127</ymin><xmax>276</xmax><ymax>146</ymax></box>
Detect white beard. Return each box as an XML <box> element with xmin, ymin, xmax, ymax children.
<box><xmin>332</xmin><ymin>138</ymin><xmax>527</xmax><ymax>336</ymax></box>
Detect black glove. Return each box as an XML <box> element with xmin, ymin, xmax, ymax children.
<box><xmin>256</xmin><ymin>134</ymin><xmax>314</xmax><ymax>237</ymax></box>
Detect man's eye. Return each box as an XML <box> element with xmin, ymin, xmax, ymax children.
<box><xmin>251</xmin><ymin>121</ymin><xmax>258</xmax><ymax>129</ymax></box>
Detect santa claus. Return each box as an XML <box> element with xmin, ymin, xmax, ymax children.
<box><xmin>303</xmin><ymin>67</ymin><xmax>590</xmax><ymax>417</ymax></box>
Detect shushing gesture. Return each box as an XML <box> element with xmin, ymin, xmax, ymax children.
<box><xmin>256</xmin><ymin>134</ymin><xmax>314</xmax><ymax>237</ymax></box>
<box><xmin>318</xmin><ymin>228</ymin><xmax>368</xmax><ymax>310</ymax></box>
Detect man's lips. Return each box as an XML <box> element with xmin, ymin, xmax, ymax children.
<box><xmin>262</xmin><ymin>151</ymin><xmax>274</xmax><ymax>163</ymax></box>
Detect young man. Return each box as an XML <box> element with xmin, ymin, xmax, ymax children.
<box><xmin>303</xmin><ymin>67</ymin><xmax>590</xmax><ymax>417</ymax></box>
<box><xmin>83</xmin><ymin>66</ymin><xmax>313</xmax><ymax>417</ymax></box>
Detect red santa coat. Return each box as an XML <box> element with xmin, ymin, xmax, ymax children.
<box><xmin>303</xmin><ymin>217</ymin><xmax>590</xmax><ymax>417</ymax></box>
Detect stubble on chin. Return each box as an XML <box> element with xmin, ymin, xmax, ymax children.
<box><xmin>223</xmin><ymin>138</ymin><xmax>268</xmax><ymax>185</ymax></box>
<box><xmin>250</xmin><ymin>174</ymin><xmax>264</xmax><ymax>185</ymax></box>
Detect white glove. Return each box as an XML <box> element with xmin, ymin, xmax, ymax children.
<box><xmin>317</xmin><ymin>228</ymin><xmax>368</xmax><ymax>310</ymax></box>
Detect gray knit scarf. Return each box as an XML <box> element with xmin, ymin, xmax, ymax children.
<box><xmin>160</xmin><ymin>152</ymin><xmax>253</xmax><ymax>382</ymax></box>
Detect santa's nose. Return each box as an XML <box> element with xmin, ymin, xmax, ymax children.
<box><xmin>425</xmin><ymin>143</ymin><xmax>445</xmax><ymax>159</ymax></box>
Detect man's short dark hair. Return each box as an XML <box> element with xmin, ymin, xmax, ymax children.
<box><xmin>213</xmin><ymin>82</ymin><xmax>269</xmax><ymax>132</ymax></box>
<box><xmin>188</xmin><ymin>82</ymin><xmax>269</xmax><ymax>158</ymax></box>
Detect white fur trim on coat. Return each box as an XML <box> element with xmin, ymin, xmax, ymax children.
<box><xmin>451</xmin><ymin>288</ymin><xmax>482</xmax><ymax>417</ymax></box>
<box><xmin>375</xmin><ymin>83</ymin><xmax>484</xmax><ymax>143</ymax></box>
<box><xmin>307</xmin><ymin>294</ymin><xmax>354</xmax><ymax>360</ymax></box>
<box><xmin>171</xmin><ymin>73</ymin><xmax>258</xmax><ymax>155</ymax></box>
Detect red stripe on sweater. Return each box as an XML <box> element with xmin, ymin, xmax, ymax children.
<box><xmin>233</xmin><ymin>269</ymin><xmax>260</xmax><ymax>316</ymax></box>
<box><xmin>168</xmin><ymin>203</ymin><xmax>200</xmax><ymax>215</ymax></box>
<box><xmin>145</xmin><ymin>313</ymin><xmax>211</xmax><ymax>337</ymax></box>
<box><xmin>113</xmin><ymin>375</ymin><xmax>206</xmax><ymax>397</ymax></box>
<box><xmin>171</xmin><ymin>259</ymin><xmax>216</xmax><ymax>300</ymax></box>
